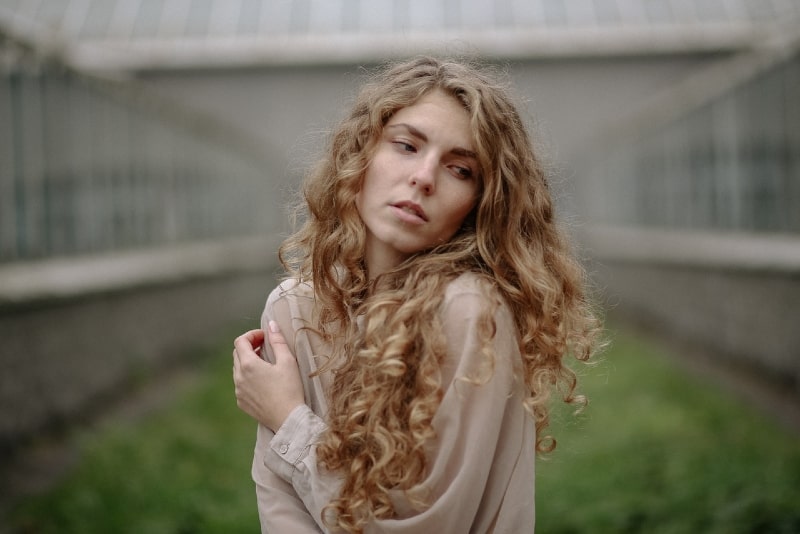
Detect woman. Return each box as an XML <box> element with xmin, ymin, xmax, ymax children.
<box><xmin>233</xmin><ymin>56</ymin><xmax>601</xmax><ymax>533</ymax></box>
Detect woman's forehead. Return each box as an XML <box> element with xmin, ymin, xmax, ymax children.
<box><xmin>385</xmin><ymin>91</ymin><xmax>474</xmax><ymax>148</ymax></box>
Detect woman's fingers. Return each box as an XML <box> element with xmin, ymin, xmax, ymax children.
<box><xmin>266</xmin><ymin>320</ymin><xmax>293</xmax><ymax>364</ymax></box>
<box><xmin>231</xmin><ymin>322</ymin><xmax>305</xmax><ymax>431</ymax></box>
<box><xmin>234</xmin><ymin>329</ymin><xmax>265</xmax><ymax>358</ymax></box>
<box><xmin>265</xmin><ymin>321</ymin><xmax>302</xmax><ymax>395</ymax></box>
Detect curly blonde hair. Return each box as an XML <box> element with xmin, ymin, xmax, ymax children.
<box><xmin>279</xmin><ymin>56</ymin><xmax>601</xmax><ymax>533</ymax></box>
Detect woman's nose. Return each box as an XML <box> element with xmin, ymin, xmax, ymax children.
<box><xmin>409</xmin><ymin>161</ymin><xmax>436</xmax><ymax>194</ymax></box>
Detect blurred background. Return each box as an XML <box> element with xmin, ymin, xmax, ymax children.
<box><xmin>1</xmin><ymin>1</ymin><xmax>799</xmax><ymax>532</ymax></box>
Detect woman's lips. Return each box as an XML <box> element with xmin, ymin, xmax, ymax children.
<box><xmin>391</xmin><ymin>201</ymin><xmax>428</xmax><ymax>224</ymax></box>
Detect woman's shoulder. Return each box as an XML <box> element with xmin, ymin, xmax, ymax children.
<box><xmin>439</xmin><ymin>273</ymin><xmax>520</xmax><ymax>380</ymax></box>
<box><xmin>442</xmin><ymin>272</ymin><xmax>499</xmax><ymax>307</ymax></box>
<box><xmin>266</xmin><ymin>277</ymin><xmax>314</xmax><ymax>304</ymax></box>
<box><xmin>263</xmin><ymin>277</ymin><xmax>315</xmax><ymax>321</ymax></box>
<box><xmin>440</xmin><ymin>272</ymin><xmax>512</xmax><ymax>325</ymax></box>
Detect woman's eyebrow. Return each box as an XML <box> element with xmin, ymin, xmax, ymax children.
<box><xmin>451</xmin><ymin>146</ymin><xmax>478</xmax><ymax>159</ymax></box>
<box><xmin>386</xmin><ymin>123</ymin><xmax>427</xmax><ymax>141</ymax></box>
<box><xmin>386</xmin><ymin>123</ymin><xmax>477</xmax><ymax>159</ymax></box>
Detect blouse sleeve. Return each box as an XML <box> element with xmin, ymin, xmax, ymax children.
<box><xmin>251</xmin><ymin>285</ymin><xmax>325</xmax><ymax>533</ymax></box>
<box><xmin>261</xmin><ymin>280</ymin><xmax>528</xmax><ymax>533</ymax></box>
<box><xmin>252</xmin><ymin>423</ymin><xmax>324</xmax><ymax>533</ymax></box>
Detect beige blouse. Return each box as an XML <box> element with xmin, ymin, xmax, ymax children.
<box><xmin>251</xmin><ymin>274</ymin><xmax>537</xmax><ymax>533</ymax></box>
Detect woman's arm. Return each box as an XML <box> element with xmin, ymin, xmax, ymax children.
<box><xmin>232</xmin><ymin>285</ymin><xmax>324</xmax><ymax>533</ymax></box>
<box><xmin>255</xmin><ymin>280</ymin><xmax>534</xmax><ymax>532</ymax></box>
<box><xmin>252</xmin><ymin>423</ymin><xmax>324</xmax><ymax>533</ymax></box>
<box><xmin>240</xmin><ymin>321</ymin><xmax>339</xmax><ymax>531</ymax></box>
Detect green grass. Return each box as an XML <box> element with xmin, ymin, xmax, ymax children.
<box><xmin>7</xmin><ymin>334</ymin><xmax>261</xmax><ymax>534</ymax></box>
<box><xmin>536</xmin><ymin>327</ymin><xmax>800</xmax><ymax>534</ymax></box>
<box><xmin>7</xmin><ymin>326</ymin><xmax>800</xmax><ymax>533</ymax></box>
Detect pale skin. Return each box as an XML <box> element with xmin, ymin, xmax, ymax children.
<box><xmin>233</xmin><ymin>90</ymin><xmax>478</xmax><ymax>431</ymax></box>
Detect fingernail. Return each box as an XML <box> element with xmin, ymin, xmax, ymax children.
<box><xmin>269</xmin><ymin>320</ymin><xmax>280</xmax><ymax>333</ymax></box>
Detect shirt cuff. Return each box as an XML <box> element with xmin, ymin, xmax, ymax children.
<box><xmin>264</xmin><ymin>404</ymin><xmax>327</xmax><ymax>483</ymax></box>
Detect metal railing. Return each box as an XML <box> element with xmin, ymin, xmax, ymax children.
<box><xmin>0</xmin><ymin>27</ymin><xmax>280</xmax><ymax>264</ymax></box>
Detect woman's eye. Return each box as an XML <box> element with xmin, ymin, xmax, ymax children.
<box><xmin>453</xmin><ymin>166</ymin><xmax>473</xmax><ymax>179</ymax></box>
<box><xmin>393</xmin><ymin>141</ymin><xmax>416</xmax><ymax>152</ymax></box>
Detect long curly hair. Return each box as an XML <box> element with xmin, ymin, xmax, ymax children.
<box><xmin>279</xmin><ymin>56</ymin><xmax>601</xmax><ymax>533</ymax></box>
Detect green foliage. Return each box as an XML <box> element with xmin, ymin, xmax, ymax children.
<box><xmin>536</xmin><ymin>328</ymin><xmax>800</xmax><ymax>534</ymax></box>
<box><xmin>8</xmin><ymin>327</ymin><xmax>800</xmax><ymax>533</ymax></box>
<box><xmin>8</xmin><ymin>337</ymin><xmax>260</xmax><ymax>534</ymax></box>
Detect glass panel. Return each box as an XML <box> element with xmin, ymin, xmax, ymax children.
<box><xmin>132</xmin><ymin>0</ymin><xmax>165</xmax><ymax>38</ymax></box>
<box><xmin>184</xmin><ymin>0</ymin><xmax>211</xmax><ymax>36</ymax></box>
<box><xmin>579</xmin><ymin>45</ymin><xmax>799</xmax><ymax>234</ymax></box>
<box><xmin>81</xmin><ymin>0</ymin><xmax>117</xmax><ymax>38</ymax></box>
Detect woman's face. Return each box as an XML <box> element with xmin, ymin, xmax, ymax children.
<box><xmin>356</xmin><ymin>90</ymin><xmax>479</xmax><ymax>276</ymax></box>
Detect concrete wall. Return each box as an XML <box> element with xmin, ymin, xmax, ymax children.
<box><xmin>598</xmin><ymin>262</ymin><xmax>799</xmax><ymax>383</ymax></box>
<box><xmin>585</xmin><ymin>226</ymin><xmax>800</xmax><ymax>398</ymax></box>
<box><xmin>0</xmin><ymin>238</ymin><xmax>278</xmax><ymax>455</ymax></box>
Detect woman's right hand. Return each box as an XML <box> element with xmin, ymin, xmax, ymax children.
<box><xmin>232</xmin><ymin>322</ymin><xmax>305</xmax><ymax>432</ymax></box>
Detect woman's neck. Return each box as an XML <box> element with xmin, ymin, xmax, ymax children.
<box><xmin>364</xmin><ymin>244</ymin><xmax>407</xmax><ymax>280</ymax></box>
